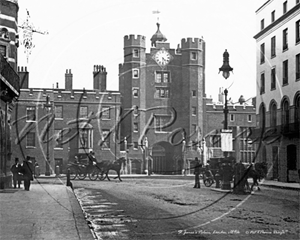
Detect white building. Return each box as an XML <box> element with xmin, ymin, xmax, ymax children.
<box><xmin>253</xmin><ymin>0</ymin><xmax>300</xmax><ymax>182</ymax></box>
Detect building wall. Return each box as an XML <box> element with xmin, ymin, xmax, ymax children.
<box><xmin>11</xmin><ymin>68</ymin><xmax>121</xmax><ymax>175</ymax></box>
<box><xmin>119</xmin><ymin>33</ymin><xmax>205</xmax><ymax>174</ymax></box>
<box><xmin>254</xmin><ymin>0</ymin><xmax>300</xmax><ymax>182</ymax></box>
<box><xmin>0</xmin><ymin>0</ymin><xmax>19</xmax><ymax>71</ymax></box>
<box><xmin>205</xmin><ymin>102</ymin><xmax>257</xmax><ymax>163</ymax></box>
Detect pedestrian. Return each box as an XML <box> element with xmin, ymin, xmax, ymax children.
<box><xmin>10</xmin><ymin>158</ymin><xmax>22</xmax><ymax>188</ymax></box>
<box><xmin>34</xmin><ymin>162</ymin><xmax>40</xmax><ymax>178</ymax></box>
<box><xmin>193</xmin><ymin>157</ymin><xmax>202</xmax><ymax>188</ymax></box>
<box><xmin>88</xmin><ymin>151</ymin><xmax>97</xmax><ymax>165</ymax></box>
<box><xmin>22</xmin><ymin>156</ymin><xmax>34</xmax><ymax>191</ymax></box>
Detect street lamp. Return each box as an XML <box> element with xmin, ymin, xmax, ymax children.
<box><xmin>44</xmin><ymin>95</ymin><xmax>52</xmax><ymax>176</ymax></box>
<box><xmin>219</xmin><ymin>49</ymin><xmax>233</xmax><ymax>191</ymax></box>
<box><xmin>219</xmin><ymin>49</ymin><xmax>233</xmax><ymax>130</ymax></box>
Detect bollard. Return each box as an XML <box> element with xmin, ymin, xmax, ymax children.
<box><xmin>215</xmin><ymin>171</ymin><xmax>220</xmax><ymax>188</ymax></box>
<box><xmin>55</xmin><ymin>165</ymin><xmax>60</xmax><ymax>177</ymax></box>
<box><xmin>66</xmin><ymin>168</ymin><xmax>71</xmax><ymax>187</ymax></box>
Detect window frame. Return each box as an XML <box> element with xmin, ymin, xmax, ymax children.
<box><xmin>132</xmin><ymin>88</ymin><xmax>139</xmax><ymax>98</ymax></box>
<box><xmin>101</xmin><ymin>106</ymin><xmax>110</xmax><ymax>120</ymax></box>
<box><xmin>271</xmin><ymin>67</ymin><xmax>276</xmax><ymax>90</ymax></box>
<box><xmin>192</xmin><ymin>90</ymin><xmax>197</xmax><ymax>97</ymax></box>
<box><xmin>192</xmin><ymin>106</ymin><xmax>197</xmax><ymax>116</ymax></box>
<box><xmin>261</xmin><ymin>19</ymin><xmax>265</xmax><ymax>30</ymax></box>
<box><xmin>79</xmin><ymin>106</ymin><xmax>88</xmax><ymax>119</ymax></box>
<box><xmin>271</xmin><ymin>36</ymin><xmax>276</xmax><ymax>58</ymax></box>
<box><xmin>54</xmin><ymin>129</ymin><xmax>63</xmax><ymax>149</ymax></box>
<box><xmin>26</xmin><ymin>106</ymin><xmax>36</xmax><ymax>122</ymax></box>
<box><xmin>230</xmin><ymin>114</ymin><xmax>235</xmax><ymax>122</ymax></box>
<box><xmin>155</xmin><ymin>71</ymin><xmax>170</xmax><ymax>83</ymax></box>
<box><xmin>296</xmin><ymin>54</ymin><xmax>300</xmax><ymax>80</ymax></box>
<box><xmin>101</xmin><ymin>129</ymin><xmax>110</xmax><ymax>149</ymax></box>
<box><xmin>283</xmin><ymin>60</ymin><xmax>289</xmax><ymax>85</ymax></box>
<box><xmin>247</xmin><ymin>114</ymin><xmax>252</xmax><ymax>122</ymax></box>
<box><xmin>133</xmin><ymin>122</ymin><xmax>139</xmax><ymax>132</ymax></box>
<box><xmin>270</xmin><ymin>102</ymin><xmax>277</xmax><ymax>128</ymax></box>
<box><xmin>260</xmin><ymin>72</ymin><xmax>265</xmax><ymax>94</ymax></box>
<box><xmin>283</xmin><ymin>1</ymin><xmax>288</xmax><ymax>14</ymax></box>
<box><xmin>26</xmin><ymin>131</ymin><xmax>36</xmax><ymax>147</ymax></box>
<box><xmin>271</xmin><ymin>10</ymin><xmax>275</xmax><ymax>22</ymax></box>
<box><xmin>132</xmin><ymin>69</ymin><xmax>139</xmax><ymax>79</ymax></box>
<box><xmin>155</xmin><ymin>87</ymin><xmax>170</xmax><ymax>98</ymax></box>
<box><xmin>296</xmin><ymin>20</ymin><xmax>300</xmax><ymax>44</ymax></box>
<box><xmin>154</xmin><ymin>115</ymin><xmax>171</xmax><ymax>133</ymax></box>
<box><xmin>55</xmin><ymin>105</ymin><xmax>63</xmax><ymax>119</ymax></box>
<box><xmin>133</xmin><ymin>49</ymin><xmax>139</xmax><ymax>58</ymax></box>
<box><xmin>191</xmin><ymin>51</ymin><xmax>197</xmax><ymax>60</ymax></box>
<box><xmin>260</xmin><ymin>43</ymin><xmax>265</xmax><ymax>64</ymax></box>
<box><xmin>283</xmin><ymin>28</ymin><xmax>288</xmax><ymax>51</ymax></box>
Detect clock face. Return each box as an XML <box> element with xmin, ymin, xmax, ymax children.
<box><xmin>154</xmin><ymin>48</ymin><xmax>171</xmax><ymax>67</ymax></box>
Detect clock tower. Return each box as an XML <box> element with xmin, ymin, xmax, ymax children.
<box><xmin>119</xmin><ymin>23</ymin><xmax>205</xmax><ymax>175</ymax></box>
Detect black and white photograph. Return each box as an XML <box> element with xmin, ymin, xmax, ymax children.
<box><xmin>0</xmin><ymin>0</ymin><xmax>299</xmax><ymax>239</ymax></box>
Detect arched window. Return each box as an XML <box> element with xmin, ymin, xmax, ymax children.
<box><xmin>281</xmin><ymin>98</ymin><xmax>289</xmax><ymax>129</ymax></box>
<box><xmin>270</xmin><ymin>101</ymin><xmax>277</xmax><ymax>128</ymax></box>
<box><xmin>259</xmin><ymin>103</ymin><xmax>266</xmax><ymax>129</ymax></box>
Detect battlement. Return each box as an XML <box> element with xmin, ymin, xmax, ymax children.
<box><xmin>19</xmin><ymin>88</ymin><xmax>120</xmax><ymax>103</ymax></box>
<box><xmin>181</xmin><ymin>38</ymin><xmax>204</xmax><ymax>50</ymax></box>
<box><xmin>206</xmin><ymin>103</ymin><xmax>256</xmax><ymax>112</ymax></box>
<box><xmin>124</xmin><ymin>34</ymin><xmax>146</xmax><ymax>48</ymax></box>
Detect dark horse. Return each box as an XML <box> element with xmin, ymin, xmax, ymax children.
<box><xmin>242</xmin><ymin>162</ymin><xmax>268</xmax><ymax>191</ymax></box>
<box><xmin>97</xmin><ymin>157</ymin><xmax>126</xmax><ymax>181</ymax></box>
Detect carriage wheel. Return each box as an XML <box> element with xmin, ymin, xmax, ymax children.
<box><xmin>98</xmin><ymin>172</ymin><xmax>106</xmax><ymax>181</ymax></box>
<box><xmin>204</xmin><ymin>178</ymin><xmax>214</xmax><ymax>187</ymax></box>
<box><xmin>68</xmin><ymin>167</ymin><xmax>77</xmax><ymax>180</ymax></box>
<box><xmin>78</xmin><ymin>172</ymin><xmax>86</xmax><ymax>180</ymax></box>
<box><xmin>89</xmin><ymin>169</ymin><xmax>99</xmax><ymax>181</ymax></box>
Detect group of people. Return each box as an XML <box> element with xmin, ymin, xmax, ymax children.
<box><xmin>10</xmin><ymin>156</ymin><xmax>34</xmax><ymax>191</ymax></box>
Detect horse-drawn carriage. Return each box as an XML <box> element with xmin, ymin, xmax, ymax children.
<box><xmin>67</xmin><ymin>154</ymin><xmax>126</xmax><ymax>181</ymax></box>
<box><xmin>202</xmin><ymin>157</ymin><xmax>268</xmax><ymax>191</ymax></box>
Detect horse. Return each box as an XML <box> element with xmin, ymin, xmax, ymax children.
<box><xmin>97</xmin><ymin>157</ymin><xmax>126</xmax><ymax>181</ymax></box>
<box><xmin>242</xmin><ymin>162</ymin><xmax>268</xmax><ymax>191</ymax></box>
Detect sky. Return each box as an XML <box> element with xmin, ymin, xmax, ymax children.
<box><xmin>17</xmin><ymin>0</ymin><xmax>266</xmax><ymax>103</ymax></box>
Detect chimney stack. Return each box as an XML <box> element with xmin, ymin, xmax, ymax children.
<box><xmin>93</xmin><ymin>65</ymin><xmax>107</xmax><ymax>91</ymax></box>
<box><xmin>18</xmin><ymin>66</ymin><xmax>29</xmax><ymax>89</ymax></box>
<box><xmin>65</xmin><ymin>69</ymin><xmax>73</xmax><ymax>90</ymax></box>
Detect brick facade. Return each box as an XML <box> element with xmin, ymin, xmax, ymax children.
<box><xmin>11</xmin><ymin>66</ymin><xmax>121</xmax><ymax>175</ymax></box>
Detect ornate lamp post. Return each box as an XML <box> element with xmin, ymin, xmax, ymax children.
<box><xmin>219</xmin><ymin>49</ymin><xmax>233</xmax><ymax>191</ymax></box>
<box><xmin>219</xmin><ymin>49</ymin><xmax>233</xmax><ymax>130</ymax></box>
<box><xmin>44</xmin><ymin>95</ymin><xmax>52</xmax><ymax>176</ymax></box>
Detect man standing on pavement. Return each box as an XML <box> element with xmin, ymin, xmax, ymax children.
<box><xmin>22</xmin><ymin>156</ymin><xmax>34</xmax><ymax>191</ymax></box>
<box><xmin>10</xmin><ymin>158</ymin><xmax>22</xmax><ymax>188</ymax></box>
<box><xmin>193</xmin><ymin>157</ymin><xmax>202</xmax><ymax>188</ymax></box>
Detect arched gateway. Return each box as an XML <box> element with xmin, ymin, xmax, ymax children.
<box><xmin>151</xmin><ymin>141</ymin><xmax>180</xmax><ymax>175</ymax></box>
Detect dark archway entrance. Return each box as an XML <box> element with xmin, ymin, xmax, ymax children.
<box><xmin>287</xmin><ymin>144</ymin><xmax>297</xmax><ymax>182</ymax></box>
<box><xmin>151</xmin><ymin>141</ymin><xmax>176</xmax><ymax>174</ymax></box>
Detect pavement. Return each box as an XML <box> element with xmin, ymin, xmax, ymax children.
<box><xmin>0</xmin><ymin>174</ymin><xmax>298</xmax><ymax>240</ymax></box>
<box><xmin>0</xmin><ymin>177</ymin><xmax>95</xmax><ymax>240</ymax></box>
